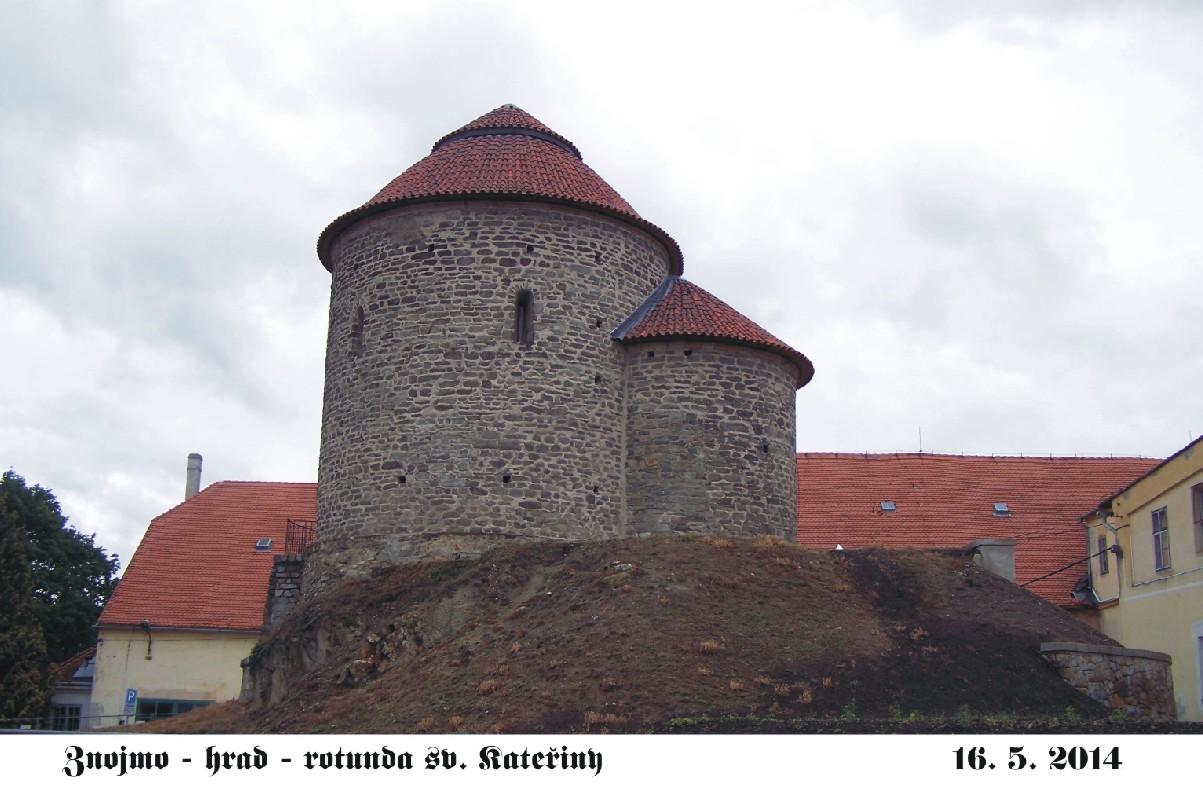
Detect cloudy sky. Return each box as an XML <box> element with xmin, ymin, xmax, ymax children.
<box><xmin>2</xmin><ymin>0</ymin><xmax>1201</xmax><ymax>568</ymax></box>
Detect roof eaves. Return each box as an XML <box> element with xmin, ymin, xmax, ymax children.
<box><xmin>621</xmin><ymin>331</ymin><xmax>815</xmax><ymax>388</ymax></box>
<box><xmin>317</xmin><ymin>194</ymin><xmax>685</xmax><ymax>275</ymax></box>
<box><xmin>1099</xmin><ymin>433</ymin><xmax>1203</xmax><ymax>507</ymax></box>
<box><xmin>98</xmin><ymin>623</ymin><xmax>262</xmax><ymax>635</ymax></box>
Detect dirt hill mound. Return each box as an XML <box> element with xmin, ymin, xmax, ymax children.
<box><xmin>147</xmin><ymin>536</ymin><xmax>1124</xmax><ymax>733</ymax></box>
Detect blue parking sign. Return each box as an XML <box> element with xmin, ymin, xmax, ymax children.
<box><xmin>124</xmin><ymin>688</ymin><xmax>137</xmax><ymax>713</ymax></box>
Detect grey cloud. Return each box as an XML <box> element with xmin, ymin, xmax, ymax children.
<box><xmin>874</xmin><ymin>0</ymin><xmax>1202</xmax><ymax>33</ymax></box>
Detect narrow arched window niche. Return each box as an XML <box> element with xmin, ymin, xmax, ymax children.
<box><xmin>350</xmin><ymin>306</ymin><xmax>365</xmax><ymax>356</ymax></box>
<box><xmin>514</xmin><ymin>290</ymin><xmax>534</xmax><ymax>345</ymax></box>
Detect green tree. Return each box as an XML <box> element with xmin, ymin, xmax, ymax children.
<box><xmin>0</xmin><ymin>495</ymin><xmax>56</xmax><ymax>726</ymax></box>
<box><xmin>0</xmin><ymin>471</ymin><xmax>120</xmax><ymax>662</ymax></box>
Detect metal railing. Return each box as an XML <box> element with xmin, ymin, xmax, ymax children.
<box><xmin>284</xmin><ymin>519</ymin><xmax>316</xmax><ymax>556</ymax></box>
<box><xmin>1</xmin><ymin>711</ymin><xmax>129</xmax><ymax>732</ymax></box>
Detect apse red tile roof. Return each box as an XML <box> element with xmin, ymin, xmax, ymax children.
<box><xmin>795</xmin><ymin>453</ymin><xmax>1160</xmax><ymax>605</ymax></box>
<box><xmin>318</xmin><ymin>105</ymin><xmax>683</xmax><ymax>274</ymax></box>
<box><xmin>98</xmin><ymin>482</ymin><xmax>317</xmax><ymax>631</ymax></box>
<box><xmin>614</xmin><ymin>276</ymin><xmax>814</xmax><ymax>387</ymax></box>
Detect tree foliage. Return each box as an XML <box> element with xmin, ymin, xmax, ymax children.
<box><xmin>0</xmin><ymin>495</ymin><xmax>56</xmax><ymax>724</ymax></box>
<box><xmin>0</xmin><ymin>471</ymin><xmax>120</xmax><ymax>663</ymax></box>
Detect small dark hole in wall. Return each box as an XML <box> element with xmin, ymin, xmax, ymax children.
<box><xmin>594</xmin><ymin>318</ymin><xmax>603</xmax><ymax>329</ymax></box>
<box><xmin>594</xmin><ymin>252</ymin><xmax>602</xmax><ymax>264</ymax></box>
<box><xmin>762</xmin><ymin>443</ymin><xmax>769</xmax><ymax>454</ymax></box>
<box><xmin>526</xmin><ymin>244</ymin><xmax>535</xmax><ymax>253</ymax></box>
<box><xmin>647</xmin><ymin>350</ymin><xmax>655</xmax><ymax>358</ymax></box>
<box><xmin>594</xmin><ymin>374</ymin><xmax>602</xmax><ymax>384</ymax></box>
<box><xmin>428</xmin><ymin>244</ymin><xmax>436</xmax><ymax>252</ymax></box>
<box><xmin>593</xmin><ymin>486</ymin><xmax>600</xmax><ymax>494</ymax></box>
<box><xmin>398</xmin><ymin>475</ymin><xmax>407</xmax><ymax>485</ymax></box>
<box><xmin>502</xmin><ymin>474</ymin><xmax>512</xmax><ymax>484</ymax></box>
<box><xmin>684</xmin><ymin>349</ymin><xmax>693</xmax><ymax>357</ymax></box>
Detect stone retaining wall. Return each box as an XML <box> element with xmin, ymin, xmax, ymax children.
<box><xmin>263</xmin><ymin>555</ymin><xmax>305</xmax><ymax>631</ymax></box>
<box><xmin>1041</xmin><ymin>641</ymin><xmax>1175</xmax><ymax>721</ymax></box>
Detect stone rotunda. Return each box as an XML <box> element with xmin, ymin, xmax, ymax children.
<box><xmin>303</xmin><ymin>105</ymin><xmax>813</xmax><ymax>598</ymax></box>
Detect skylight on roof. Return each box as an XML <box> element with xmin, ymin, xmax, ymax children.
<box><xmin>993</xmin><ymin>502</ymin><xmax>1011</xmax><ymax>517</ymax></box>
<box><xmin>254</xmin><ymin>537</ymin><xmax>272</xmax><ymax>552</ymax></box>
<box><xmin>880</xmin><ymin>501</ymin><xmax>896</xmax><ymax>512</ymax></box>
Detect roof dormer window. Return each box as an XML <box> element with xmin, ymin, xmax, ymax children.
<box><xmin>880</xmin><ymin>501</ymin><xmax>896</xmax><ymax>512</ymax></box>
<box><xmin>993</xmin><ymin>502</ymin><xmax>1011</xmax><ymax>517</ymax></box>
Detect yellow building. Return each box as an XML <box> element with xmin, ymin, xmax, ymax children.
<box><xmin>92</xmin><ymin>479</ymin><xmax>316</xmax><ymax>727</ymax></box>
<box><xmin>1084</xmin><ymin>435</ymin><xmax>1203</xmax><ymax>721</ymax></box>
<box><xmin>91</xmin><ymin>629</ymin><xmax>261</xmax><ymax>725</ymax></box>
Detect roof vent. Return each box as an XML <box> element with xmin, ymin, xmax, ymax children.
<box><xmin>880</xmin><ymin>501</ymin><xmax>896</xmax><ymax>512</ymax></box>
<box><xmin>993</xmin><ymin>502</ymin><xmax>1011</xmax><ymax>517</ymax></box>
<box><xmin>254</xmin><ymin>538</ymin><xmax>272</xmax><ymax>552</ymax></box>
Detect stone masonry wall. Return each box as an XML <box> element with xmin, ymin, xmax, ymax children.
<box><xmin>624</xmin><ymin>340</ymin><xmax>799</xmax><ymax>539</ymax></box>
<box><xmin>263</xmin><ymin>555</ymin><xmax>304</xmax><ymax>631</ymax></box>
<box><xmin>306</xmin><ymin>202</ymin><xmax>670</xmax><ymax>598</ymax></box>
<box><xmin>1041</xmin><ymin>642</ymin><xmax>1176</xmax><ymax>721</ymax></box>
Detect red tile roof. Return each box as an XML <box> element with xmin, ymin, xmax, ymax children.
<box><xmin>795</xmin><ymin>453</ymin><xmax>1160</xmax><ymax>605</ymax></box>
<box><xmin>101</xmin><ymin>455</ymin><xmax>1156</xmax><ymax>624</ymax></box>
<box><xmin>614</xmin><ymin>276</ymin><xmax>814</xmax><ymax>387</ymax></box>
<box><xmin>99</xmin><ymin>482</ymin><xmax>317</xmax><ymax>631</ymax></box>
<box><xmin>318</xmin><ymin>105</ymin><xmax>683</xmax><ymax>274</ymax></box>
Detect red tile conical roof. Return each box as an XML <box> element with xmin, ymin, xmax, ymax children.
<box><xmin>614</xmin><ymin>277</ymin><xmax>814</xmax><ymax>387</ymax></box>
<box><xmin>318</xmin><ymin>105</ymin><xmax>683</xmax><ymax>273</ymax></box>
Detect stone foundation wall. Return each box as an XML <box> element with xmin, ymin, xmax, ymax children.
<box><xmin>623</xmin><ymin>340</ymin><xmax>799</xmax><ymax>539</ymax></box>
<box><xmin>303</xmin><ymin>531</ymin><xmax>514</xmax><ymax>599</ymax></box>
<box><xmin>1041</xmin><ymin>641</ymin><xmax>1176</xmax><ymax>721</ymax></box>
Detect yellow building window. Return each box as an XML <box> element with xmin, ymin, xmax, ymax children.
<box><xmin>135</xmin><ymin>698</ymin><xmax>211</xmax><ymax>723</ymax></box>
<box><xmin>1152</xmin><ymin>507</ymin><xmax>1171</xmax><ymax>572</ymax></box>
<box><xmin>1192</xmin><ymin>483</ymin><xmax>1203</xmax><ymax>554</ymax></box>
